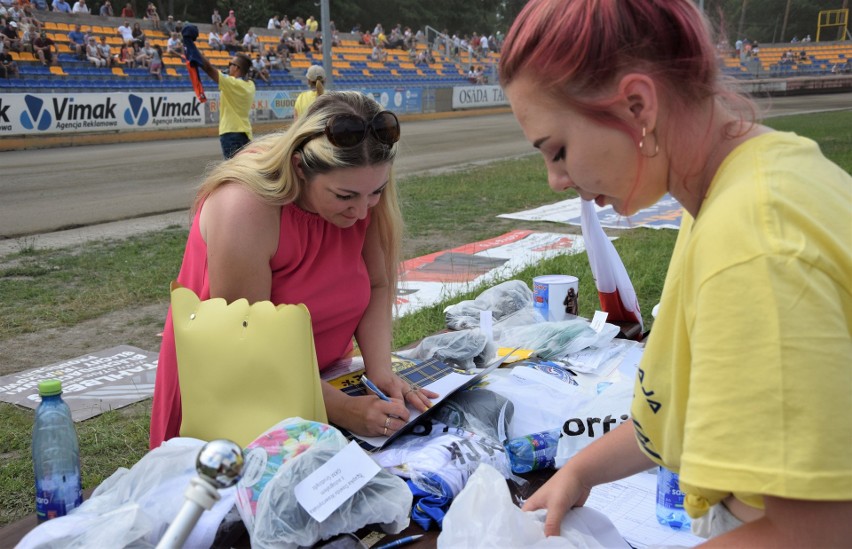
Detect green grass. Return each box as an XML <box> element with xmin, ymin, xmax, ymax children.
<box><xmin>0</xmin><ymin>110</ymin><xmax>848</xmax><ymax>528</ymax></box>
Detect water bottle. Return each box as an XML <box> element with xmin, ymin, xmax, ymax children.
<box><xmin>656</xmin><ymin>466</ymin><xmax>691</xmax><ymax>530</ymax></box>
<box><xmin>32</xmin><ymin>379</ymin><xmax>83</xmax><ymax>522</ymax></box>
<box><xmin>503</xmin><ymin>428</ymin><xmax>561</xmax><ymax>473</ymax></box>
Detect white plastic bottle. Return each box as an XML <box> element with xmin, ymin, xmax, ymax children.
<box><xmin>32</xmin><ymin>379</ymin><xmax>83</xmax><ymax>522</ymax></box>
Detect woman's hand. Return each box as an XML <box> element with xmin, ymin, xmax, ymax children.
<box><xmin>522</xmin><ymin>465</ymin><xmax>592</xmax><ymax>537</ymax></box>
<box><xmin>338</xmin><ymin>394</ymin><xmax>410</xmax><ymax>437</ymax></box>
<box><xmin>368</xmin><ymin>368</ymin><xmax>439</xmax><ymax>413</ymax></box>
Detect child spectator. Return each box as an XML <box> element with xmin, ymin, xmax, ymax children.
<box><xmin>149</xmin><ymin>43</ymin><xmax>162</xmax><ymax>79</ymax></box>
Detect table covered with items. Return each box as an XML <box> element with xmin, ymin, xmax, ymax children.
<box><xmin>11</xmin><ymin>279</ymin><xmax>702</xmax><ymax>549</ymax></box>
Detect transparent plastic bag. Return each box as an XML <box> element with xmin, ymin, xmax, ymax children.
<box><xmin>404</xmin><ymin>328</ymin><xmax>496</xmax><ymax>370</ymax></box>
<box><xmin>18</xmin><ymin>438</ymin><xmax>237</xmax><ymax>549</ymax></box>
<box><xmin>438</xmin><ymin>464</ymin><xmax>629</xmax><ymax>548</ymax></box>
<box><xmin>495</xmin><ymin>318</ymin><xmax>619</xmax><ymax>360</ymax></box>
<box><xmin>444</xmin><ymin>280</ymin><xmax>534</xmax><ymax>330</ymax></box>
<box><xmin>373</xmin><ymin>420</ymin><xmax>514</xmax><ymax>498</ymax></box>
<box><xmin>236</xmin><ymin>418</ymin><xmax>411</xmax><ymax>549</ymax></box>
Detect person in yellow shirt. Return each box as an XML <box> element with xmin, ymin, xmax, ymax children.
<box><xmin>500</xmin><ymin>0</ymin><xmax>852</xmax><ymax>546</ymax></box>
<box><xmin>198</xmin><ymin>50</ymin><xmax>256</xmax><ymax>158</ymax></box>
<box><xmin>293</xmin><ymin>64</ymin><xmax>325</xmax><ymax>120</ymax></box>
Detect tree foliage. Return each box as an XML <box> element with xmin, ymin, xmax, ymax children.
<box><xmin>141</xmin><ymin>0</ymin><xmax>848</xmax><ymax>44</ymax></box>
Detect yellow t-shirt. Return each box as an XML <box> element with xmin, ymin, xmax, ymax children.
<box><xmin>294</xmin><ymin>90</ymin><xmax>318</xmax><ymax>119</ymax></box>
<box><xmin>632</xmin><ymin>131</ymin><xmax>852</xmax><ymax>518</ymax></box>
<box><xmin>217</xmin><ymin>73</ymin><xmax>255</xmax><ymax>138</ymax></box>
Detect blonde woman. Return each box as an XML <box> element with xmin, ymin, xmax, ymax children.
<box><xmin>293</xmin><ymin>64</ymin><xmax>325</xmax><ymax>119</ymax></box>
<box><xmin>150</xmin><ymin>92</ymin><xmax>437</xmax><ymax>449</ymax></box>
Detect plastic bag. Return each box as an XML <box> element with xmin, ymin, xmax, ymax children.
<box><xmin>476</xmin><ymin>367</ymin><xmax>594</xmax><ymax>439</ymax></box>
<box><xmin>404</xmin><ymin>328</ymin><xmax>496</xmax><ymax>370</ymax></box>
<box><xmin>444</xmin><ymin>280</ymin><xmax>534</xmax><ymax>330</ymax></box>
<box><xmin>235</xmin><ymin>418</ymin><xmax>411</xmax><ymax>549</ymax></box>
<box><xmin>373</xmin><ymin>420</ymin><xmax>513</xmax><ymax>498</ymax></box>
<box><xmin>554</xmin><ymin>376</ymin><xmax>634</xmax><ymax>468</ymax></box>
<box><xmin>495</xmin><ymin>317</ymin><xmax>619</xmax><ymax>360</ymax></box>
<box><xmin>437</xmin><ymin>464</ymin><xmax>629</xmax><ymax>548</ymax></box>
<box><xmin>17</xmin><ymin>438</ymin><xmax>237</xmax><ymax>549</ymax></box>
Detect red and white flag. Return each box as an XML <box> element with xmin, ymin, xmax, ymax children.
<box><xmin>580</xmin><ymin>200</ymin><xmax>643</xmax><ymax>334</ymax></box>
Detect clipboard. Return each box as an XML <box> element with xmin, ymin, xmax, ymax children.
<box><xmin>350</xmin><ymin>348</ymin><xmax>519</xmax><ymax>450</ymax></box>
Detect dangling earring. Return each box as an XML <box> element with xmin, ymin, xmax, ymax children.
<box><xmin>639</xmin><ymin>126</ymin><xmax>660</xmax><ymax>158</ymax></box>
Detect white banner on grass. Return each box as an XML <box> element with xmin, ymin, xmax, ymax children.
<box><xmin>395</xmin><ymin>230</ymin><xmax>586</xmax><ymax>318</ymax></box>
<box><xmin>498</xmin><ymin>194</ymin><xmax>683</xmax><ymax>230</ymax></box>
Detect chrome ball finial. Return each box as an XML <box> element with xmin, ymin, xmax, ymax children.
<box><xmin>195</xmin><ymin>439</ymin><xmax>244</xmax><ymax>489</ymax></box>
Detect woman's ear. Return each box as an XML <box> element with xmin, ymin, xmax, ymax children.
<box><xmin>291</xmin><ymin>151</ymin><xmax>305</xmax><ymax>180</ymax></box>
<box><xmin>617</xmin><ymin>73</ymin><xmax>659</xmax><ymax>133</ymax></box>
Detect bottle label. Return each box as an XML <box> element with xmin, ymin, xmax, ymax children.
<box><xmin>36</xmin><ymin>473</ymin><xmax>83</xmax><ymax>521</ymax></box>
<box><xmin>526</xmin><ymin>432</ymin><xmax>557</xmax><ymax>470</ymax></box>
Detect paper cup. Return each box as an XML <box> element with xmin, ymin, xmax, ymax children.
<box><xmin>533</xmin><ymin>275</ymin><xmax>579</xmax><ymax>321</ymax></box>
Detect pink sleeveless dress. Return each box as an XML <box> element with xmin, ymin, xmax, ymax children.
<box><xmin>149</xmin><ymin>202</ymin><xmax>371</xmax><ymax>448</ymax></box>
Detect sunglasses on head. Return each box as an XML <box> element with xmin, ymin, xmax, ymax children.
<box><xmin>303</xmin><ymin>111</ymin><xmax>400</xmax><ymax>149</ymax></box>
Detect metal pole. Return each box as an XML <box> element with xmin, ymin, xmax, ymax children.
<box><xmin>737</xmin><ymin>0</ymin><xmax>748</xmax><ymax>40</ymax></box>
<box><xmin>780</xmin><ymin>0</ymin><xmax>792</xmax><ymax>43</ymax></box>
<box><xmin>321</xmin><ymin>0</ymin><xmax>333</xmax><ymax>90</ymax></box>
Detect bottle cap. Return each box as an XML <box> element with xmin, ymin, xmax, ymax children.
<box><xmin>38</xmin><ymin>379</ymin><xmax>62</xmax><ymax>397</ymax></box>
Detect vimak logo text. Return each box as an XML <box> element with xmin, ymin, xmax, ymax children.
<box><xmin>124</xmin><ymin>94</ymin><xmax>150</xmax><ymax>126</ymax></box>
<box><xmin>20</xmin><ymin>95</ymin><xmax>52</xmax><ymax>131</ymax></box>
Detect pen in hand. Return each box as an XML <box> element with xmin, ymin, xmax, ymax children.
<box><xmin>360</xmin><ymin>375</ymin><xmax>391</xmax><ymax>401</ymax></box>
<box><xmin>374</xmin><ymin>534</ymin><xmax>424</xmax><ymax>549</ymax></box>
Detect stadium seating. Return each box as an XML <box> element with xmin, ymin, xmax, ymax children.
<box><xmin>0</xmin><ymin>13</ymin><xmax>493</xmax><ymax>93</ymax></box>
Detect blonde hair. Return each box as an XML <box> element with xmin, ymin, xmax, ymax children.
<box><xmin>195</xmin><ymin>90</ymin><xmax>402</xmax><ymax>311</ymax></box>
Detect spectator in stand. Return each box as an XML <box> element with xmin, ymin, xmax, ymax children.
<box><xmin>85</xmin><ymin>36</ymin><xmax>105</xmax><ymax>67</ymax></box>
<box><xmin>480</xmin><ymin>33</ymin><xmax>489</xmax><ymax>56</ymax></box>
<box><xmin>162</xmin><ymin>14</ymin><xmax>177</xmax><ymax>35</ymax></box>
<box><xmin>145</xmin><ymin>2</ymin><xmax>159</xmax><ymax>31</ymax></box>
<box><xmin>67</xmin><ymin>23</ymin><xmax>86</xmax><ymax>58</ymax></box>
<box><xmin>1</xmin><ymin>20</ymin><xmax>21</xmax><ymax>53</ymax></box>
<box><xmin>0</xmin><ymin>48</ymin><xmax>19</xmax><ymax>78</ymax></box>
<box><xmin>118</xmin><ymin>40</ymin><xmax>134</xmax><ymax>67</ymax></box>
<box><xmin>211</xmin><ymin>8</ymin><xmax>221</xmax><ymax>33</ymax></box>
<box><xmin>311</xmin><ymin>31</ymin><xmax>322</xmax><ymax>53</ymax></box>
<box><xmin>131</xmin><ymin>21</ymin><xmax>145</xmax><ymax>48</ymax></box>
<box><xmin>280</xmin><ymin>14</ymin><xmax>291</xmax><ymax>31</ymax></box>
<box><xmin>134</xmin><ymin>37</ymin><xmax>150</xmax><ymax>67</ymax></box>
<box><xmin>208</xmin><ymin>28</ymin><xmax>225</xmax><ymax>51</ymax></box>
<box><xmin>278</xmin><ymin>31</ymin><xmax>294</xmax><ymax>56</ymax></box>
<box><xmin>119</xmin><ymin>1</ymin><xmax>132</xmax><ymax>18</ymax></box>
<box><xmin>241</xmin><ymin>29</ymin><xmax>259</xmax><ymax>53</ymax></box>
<box><xmin>223</xmin><ymin>9</ymin><xmax>236</xmax><ymax>34</ymax></box>
<box><xmin>32</xmin><ymin>29</ymin><xmax>58</xmax><ymax>65</ymax></box>
<box><xmin>294</xmin><ymin>31</ymin><xmax>307</xmax><ymax>53</ymax></box>
<box><xmin>306</xmin><ymin>15</ymin><xmax>318</xmax><ymax>32</ymax></box>
<box><xmin>362</xmin><ymin>31</ymin><xmax>374</xmax><ymax>47</ymax></box>
<box><xmin>98</xmin><ymin>35</ymin><xmax>117</xmax><ymax>67</ymax></box>
<box><xmin>268</xmin><ymin>15</ymin><xmax>280</xmax><ymax>30</ymax></box>
<box><xmin>52</xmin><ymin>0</ymin><xmax>71</xmax><ymax>13</ymax></box>
<box><xmin>149</xmin><ymin>42</ymin><xmax>162</xmax><ymax>79</ymax></box>
<box><xmin>292</xmin><ymin>16</ymin><xmax>303</xmax><ymax>31</ymax></box>
<box><xmin>117</xmin><ymin>19</ymin><xmax>133</xmax><ymax>45</ymax></box>
<box><xmin>265</xmin><ymin>44</ymin><xmax>286</xmax><ymax>71</ymax></box>
<box><xmin>293</xmin><ymin>64</ymin><xmax>324</xmax><ymax>119</ymax></box>
<box><xmin>351</xmin><ymin>22</ymin><xmax>361</xmax><ymax>36</ymax></box>
<box><xmin>372</xmin><ymin>22</ymin><xmax>383</xmax><ymax>36</ymax></box>
<box><xmin>371</xmin><ymin>43</ymin><xmax>386</xmax><ymax>63</ymax></box>
<box><xmin>19</xmin><ymin>16</ymin><xmax>41</xmax><ymax>51</ymax></box>
<box><xmin>250</xmin><ymin>52</ymin><xmax>270</xmax><ymax>83</ymax></box>
<box><xmin>99</xmin><ymin>0</ymin><xmax>112</xmax><ymax>16</ymax></box>
<box><xmin>331</xmin><ymin>29</ymin><xmax>340</xmax><ymax>47</ymax></box>
<box><xmin>71</xmin><ymin>0</ymin><xmax>89</xmax><ymax>14</ymax></box>
<box><xmin>33</xmin><ymin>0</ymin><xmax>49</xmax><ymax>12</ymax></box>
<box><xmin>222</xmin><ymin>29</ymin><xmax>241</xmax><ymax>52</ymax></box>
<box><xmin>166</xmin><ymin>31</ymin><xmax>183</xmax><ymax>56</ymax></box>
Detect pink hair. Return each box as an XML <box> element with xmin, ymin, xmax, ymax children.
<box><xmin>500</xmin><ymin>0</ymin><xmax>755</xmax><ymax>209</ymax></box>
